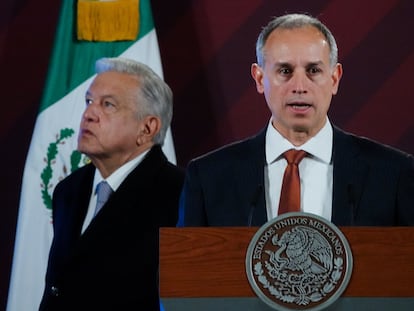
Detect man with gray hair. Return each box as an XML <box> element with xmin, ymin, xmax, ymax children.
<box><xmin>178</xmin><ymin>13</ymin><xmax>414</xmax><ymax>227</ymax></box>
<box><xmin>40</xmin><ymin>57</ymin><xmax>184</xmax><ymax>310</ymax></box>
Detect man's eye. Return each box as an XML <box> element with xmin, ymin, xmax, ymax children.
<box><xmin>104</xmin><ymin>101</ymin><xmax>114</xmax><ymax>108</ymax></box>
<box><xmin>279</xmin><ymin>68</ymin><xmax>291</xmax><ymax>75</ymax></box>
<box><xmin>308</xmin><ymin>67</ymin><xmax>321</xmax><ymax>74</ymax></box>
<box><xmin>85</xmin><ymin>99</ymin><xmax>93</xmax><ymax>106</ymax></box>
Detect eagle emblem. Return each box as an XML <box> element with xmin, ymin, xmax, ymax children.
<box><xmin>246</xmin><ymin>212</ymin><xmax>353</xmax><ymax>310</ymax></box>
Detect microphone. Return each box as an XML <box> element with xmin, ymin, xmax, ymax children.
<box><xmin>248</xmin><ymin>184</ymin><xmax>263</xmax><ymax>227</ymax></box>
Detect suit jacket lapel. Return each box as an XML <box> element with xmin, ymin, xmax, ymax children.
<box><xmin>81</xmin><ymin>146</ymin><xmax>167</xmax><ymax>237</ymax></box>
<box><xmin>65</xmin><ymin>164</ymin><xmax>95</xmax><ymax>236</ymax></box>
<box><xmin>236</xmin><ymin>128</ymin><xmax>267</xmax><ymax>226</ymax></box>
<box><xmin>331</xmin><ymin>126</ymin><xmax>368</xmax><ymax>225</ymax></box>
<box><xmin>108</xmin><ymin>145</ymin><xmax>167</xmax><ymax>212</ymax></box>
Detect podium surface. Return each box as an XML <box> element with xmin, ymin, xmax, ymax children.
<box><xmin>160</xmin><ymin>227</ymin><xmax>414</xmax><ymax>310</ymax></box>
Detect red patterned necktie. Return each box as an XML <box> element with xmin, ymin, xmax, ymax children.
<box><xmin>278</xmin><ymin>149</ymin><xmax>307</xmax><ymax>215</ymax></box>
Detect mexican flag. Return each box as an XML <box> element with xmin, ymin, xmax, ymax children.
<box><xmin>7</xmin><ymin>1</ymin><xmax>175</xmax><ymax>310</ymax></box>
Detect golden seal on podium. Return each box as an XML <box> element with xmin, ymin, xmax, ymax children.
<box><xmin>245</xmin><ymin>212</ymin><xmax>353</xmax><ymax>310</ymax></box>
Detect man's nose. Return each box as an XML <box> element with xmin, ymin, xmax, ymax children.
<box><xmin>291</xmin><ymin>72</ymin><xmax>308</xmax><ymax>94</ymax></box>
<box><xmin>82</xmin><ymin>103</ymin><xmax>99</xmax><ymax>121</ymax></box>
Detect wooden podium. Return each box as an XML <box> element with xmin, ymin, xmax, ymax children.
<box><xmin>160</xmin><ymin>227</ymin><xmax>414</xmax><ymax>310</ymax></box>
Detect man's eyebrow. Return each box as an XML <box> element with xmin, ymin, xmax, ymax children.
<box><xmin>271</xmin><ymin>62</ymin><xmax>293</xmax><ymax>70</ymax></box>
<box><xmin>274</xmin><ymin>62</ymin><xmax>292</xmax><ymax>67</ymax></box>
<box><xmin>306</xmin><ymin>60</ymin><xmax>324</xmax><ymax>67</ymax></box>
<box><xmin>85</xmin><ymin>91</ymin><xmax>117</xmax><ymax>100</ymax></box>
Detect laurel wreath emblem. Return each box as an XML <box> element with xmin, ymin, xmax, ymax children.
<box><xmin>40</xmin><ymin>128</ymin><xmax>86</xmax><ymax>211</ymax></box>
<box><xmin>254</xmin><ymin>256</ymin><xmax>343</xmax><ymax>306</ymax></box>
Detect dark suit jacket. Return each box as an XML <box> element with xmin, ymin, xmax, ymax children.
<box><xmin>178</xmin><ymin>126</ymin><xmax>414</xmax><ymax>227</ymax></box>
<box><xmin>39</xmin><ymin>145</ymin><xmax>184</xmax><ymax>311</ymax></box>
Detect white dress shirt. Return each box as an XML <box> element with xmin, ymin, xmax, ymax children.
<box><xmin>81</xmin><ymin>150</ymin><xmax>150</xmax><ymax>232</ymax></box>
<box><xmin>265</xmin><ymin>118</ymin><xmax>333</xmax><ymax>221</ymax></box>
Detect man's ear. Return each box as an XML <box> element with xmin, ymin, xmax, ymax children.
<box><xmin>136</xmin><ymin>116</ymin><xmax>161</xmax><ymax>146</ymax></box>
<box><xmin>331</xmin><ymin>63</ymin><xmax>343</xmax><ymax>96</ymax></box>
<box><xmin>251</xmin><ymin>63</ymin><xmax>265</xmax><ymax>94</ymax></box>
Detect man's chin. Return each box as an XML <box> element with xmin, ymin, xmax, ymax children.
<box><xmin>77</xmin><ymin>145</ymin><xmax>93</xmax><ymax>157</ymax></box>
<box><xmin>77</xmin><ymin>140</ymin><xmax>93</xmax><ymax>154</ymax></box>
<box><xmin>292</xmin><ymin>125</ymin><xmax>309</xmax><ymax>133</ymax></box>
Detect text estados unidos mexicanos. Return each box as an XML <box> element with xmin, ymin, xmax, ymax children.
<box><xmin>252</xmin><ymin>217</ymin><xmax>344</xmax><ymax>260</ymax></box>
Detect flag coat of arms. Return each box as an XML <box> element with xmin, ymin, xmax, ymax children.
<box><xmin>7</xmin><ymin>1</ymin><xmax>175</xmax><ymax>310</ymax></box>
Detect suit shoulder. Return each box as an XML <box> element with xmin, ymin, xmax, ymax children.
<box><xmin>339</xmin><ymin>128</ymin><xmax>414</xmax><ymax>163</ymax></box>
<box><xmin>53</xmin><ymin>164</ymin><xmax>94</xmax><ymax>192</ymax></box>
<box><xmin>189</xmin><ymin>130</ymin><xmax>265</xmax><ymax>166</ymax></box>
<box><xmin>162</xmin><ymin>161</ymin><xmax>185</xmax><ymax>182</ymax></box>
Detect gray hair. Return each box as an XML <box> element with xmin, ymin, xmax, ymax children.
<box><xmin>95</xmin><ymin>57</ymin><xmax>173</xmax><ymax>146</ymax></box>
<box><xmin>255</xmin><ymin>13</ymin><xmax>338</xmax><ymax>68</ymax></box>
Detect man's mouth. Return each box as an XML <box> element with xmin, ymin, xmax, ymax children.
<box><xmin>287</xmin><ymin>102</ymin><xmax>311</xmax><ymax>110</ymax></box>
<box><xmin>80</xmin><ymin>128</ymin><xmax>93</xmax><ymax>136</ymax></box>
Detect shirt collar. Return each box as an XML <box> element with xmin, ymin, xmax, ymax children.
<box><xmin>265</xmin><ymin>118</ymin><xmax>333</xmax><ymax>164</ymax></box>
<box><xmin>93</xmin><ymin>149</ymin><xmax>150</xmax><ymax>193</ymax></box>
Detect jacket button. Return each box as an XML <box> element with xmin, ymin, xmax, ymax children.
<box><xmin>51</xmin><ymin>286</ymin><xmax>60</xmax><ymax>296</ymax></box>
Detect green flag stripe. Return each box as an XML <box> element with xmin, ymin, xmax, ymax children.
<box><xmin>39</xmin><ymin>0</ymin><xmax>154</xmax><ymax>113</ymax></box>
